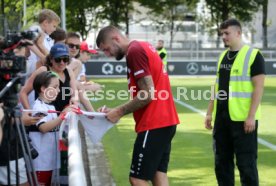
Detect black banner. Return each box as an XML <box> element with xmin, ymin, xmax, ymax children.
<box><xmin>85</xmin><ymin>60</ymin><xmax>276</xmax><ymax>76</ymax></box>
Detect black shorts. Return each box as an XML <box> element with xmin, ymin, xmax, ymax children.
<box><xmin>129</xmin><ymin>125</ymin><xmax>176</xmax><ymax>180</ymax></box>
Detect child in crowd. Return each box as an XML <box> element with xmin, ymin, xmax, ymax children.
<box><xmin>78</xmin><ymin>41</ymin><xmax>103</xmax><ymax>92</ymax></box>
<box><xmin>29</xmin><ymin>71</ymin><xmax>73</xmax><ymax>186</ymax></box>
<box><xmin>78</xmin><ymin>41</ymin><xmax>98</xmax><ymax>82</ymax></box>
<box><xmin>29</xmin><ymin>8</ymin><xmax>60</xmax><ymax>72</ymax></box>
<box><xmin>50</xmin><ymin>27</ymin><xmax>67</xmax><ymax>44</ymax></box>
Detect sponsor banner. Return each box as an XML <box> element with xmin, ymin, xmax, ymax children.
<box><xmin>86</xmin><ymin>60</ymin><xmax>276</xmax><ymax>76</ymax></box>
<box><xmin>86</xmin><ymin>61</ymin><xmax>127</xmax><ymax>76</ymax></box>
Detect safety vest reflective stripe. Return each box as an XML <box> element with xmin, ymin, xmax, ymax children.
<box><xmin>231</xmin><ymin>92</ymin><xmax>252</xmax><ymax>98</ymax></box>
<box><xmin>216</xmin><ymin>76</ymin><xmax>251</xmax><ymax>84</ymax></box>
<box><xmin>215</xmin><ymin>92</ymin><xmax>252</xmax><ymax>99</ymax></box>
<box><xmin>242</xmin><ymin>47</ymin><xmax>253</xmax><ymax>76</ymax></box>
<box><xmin>230</xmin><ymin>76</ymin><xmax>251</xmax><ymax>81</ymax></box>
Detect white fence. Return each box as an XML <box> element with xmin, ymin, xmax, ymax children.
<box><xmin>67</xmin><ymin>113</ymin><xmax>87</xmax><ymax>186</ymax></box>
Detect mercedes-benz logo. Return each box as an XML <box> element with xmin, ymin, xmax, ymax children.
<box><xmin>186</xmin><ymin>62</ymin><xmax>199</xmax><ymax>75</ymax></box>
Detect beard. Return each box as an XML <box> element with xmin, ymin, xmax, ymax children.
<box><xmin>115</xmin><ymin>52</ymin><xmax>124</xmax><ymax>60</ymax></box>
<box><xmin>156</xmin><ymin>46</ymin><xmax>162</xmax><ymax>50</ymax></box>
<box><xmin>114</xmin><ymin>44</ymin><xmax>125</xmax><ymax>60</ymax></box>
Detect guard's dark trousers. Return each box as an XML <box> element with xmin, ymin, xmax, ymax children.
<box><xmin>213</xmin><ymin>111</ymin><xmax>259</xmax><ymax>186</ymax></box>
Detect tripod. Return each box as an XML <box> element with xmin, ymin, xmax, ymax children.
<box><xmin>0</xmin><ymin>77</ymin><xmax>38</xmax><ymax>186</ymax></box>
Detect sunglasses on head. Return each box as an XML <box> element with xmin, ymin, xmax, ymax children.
<box><xmin>67</xmin><ymin>43</ymin><xmax>80</xmax><ymax>49</ymax></box>
<box><xmin>54</xmin><ymin>56</ymin><xmax>70</xmax><ymax>63</ymax></box>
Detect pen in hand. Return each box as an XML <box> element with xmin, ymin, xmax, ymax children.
<box><xmin>101</xmin><ymin>105</ymin><xmax>106</xmax><ymax>112</ymax></box>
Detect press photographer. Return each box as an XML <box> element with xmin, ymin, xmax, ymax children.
<box><xmin>0</xmin><ymin>31</ymin><xmax>41</xmax><ymax>186</ymax></box>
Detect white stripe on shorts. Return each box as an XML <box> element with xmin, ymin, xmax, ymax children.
<box><xmin>143</xmin><ymin>130</ymin><xmax>149</xmax><ymax>148</ymax></box>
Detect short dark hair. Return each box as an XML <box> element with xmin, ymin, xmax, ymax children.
<box><xmin>66</xmin><ymin>32</ymin><xmax>80</xmax><ymax>41</ymax></box>
<box><xmin>220</xmin><ymin>18</ymin><xmax>242</xmax><ymax>31</ymax></box>
<box><xmin>96</xmin><ymin>25</ymin><xmax>120</xmax><ymax>47</ymax></box>
<box><xmin>50</xmin><ymin>27</ymin><xmax>66</xmax><ymax>43</ymax></box>
<box><xmin>158</xmin><ymin>40</ymin><xmax>164</xmax><ymax>44</ymax></box>
<box><xmin>33</xmin><ymin>71</ymin><xmax>58</xmax><ymax>94</ymax></box>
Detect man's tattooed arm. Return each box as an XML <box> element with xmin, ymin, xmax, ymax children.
<box><xmin>119</xmin><ymin>75</ymin><xmax>154</xmax><ymax>116</ymax></box>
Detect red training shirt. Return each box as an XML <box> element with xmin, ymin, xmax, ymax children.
<box><xmin>126</xmin><ymin>40</ymin><xmax>180</xmax><ymax>133</ymax></box>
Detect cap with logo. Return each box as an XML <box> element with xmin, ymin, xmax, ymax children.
<box><xmin>80</xmin><ymin>41</ymin><xmax>98</xmax><ymax>54</ymax></box>
<box><xmin>50</xmin><ymin>43</ymin><xmax>69</xmax><ymax>58</ymax></box>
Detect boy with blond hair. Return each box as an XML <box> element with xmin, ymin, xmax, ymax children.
<box><xmin>28</xmin><ymin>9</ymin><xmax>60</xmax><ymax>70</ymax></box>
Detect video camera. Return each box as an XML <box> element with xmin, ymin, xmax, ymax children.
<box><xmin>0</xmin><ymin>29</ymin><xmax>40</xmax><ymax>73</ymax></box>
<box><xmin>0</xmin><ymin>29</ymin><xmax>39</xmax><ymax>106</ymax></box>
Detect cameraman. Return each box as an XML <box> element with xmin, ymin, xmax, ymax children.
<box><xmin>0</xmin><ymin>42</ymin><xmax>42</xmax><ymax>186</ymax></box>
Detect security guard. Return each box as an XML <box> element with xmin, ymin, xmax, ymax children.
<box><xmin>205</xmin><ymin>19</ymin><xmax>265</xmax><ymax>186</ymax></box>
<box><xmin>156</xmin><ymin>40</ymin><xmax>168</xmax><ymax>71</ymax></box>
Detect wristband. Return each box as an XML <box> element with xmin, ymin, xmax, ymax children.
<box><xmin>59</xmin><ymin>112</ymin><xmax>67</xmax><ymax>120</ymax></box>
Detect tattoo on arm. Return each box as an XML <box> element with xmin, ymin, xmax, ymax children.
<box><xmin>120</xmin><ymin>76</ymin><xmax>154</xmax><ymax>115</ymax></box>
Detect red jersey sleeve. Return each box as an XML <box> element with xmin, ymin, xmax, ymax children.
<box><xmin>127</xmin><ymin>41</ymin><xmax>151</xmax><ymax>80</ymax></box>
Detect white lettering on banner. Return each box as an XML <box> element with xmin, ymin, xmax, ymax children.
<box><xmin>102</xmin><ymin>63</ymin><xmax>114</xmax><ymax>75</ymax></box>
<box><xmin>115</xmin><ymin>65</ymin><xmax>127</xmax><ymax>73</ymax></box>
<box><xmin>201</xmin><ymin>65</ymin><xmax>217</xmax><ymax>72</ymax></box>
<box><xmin>102</xmin><ymin>63</ymin><xmax>127</xmax><ymax>75</ymax></box>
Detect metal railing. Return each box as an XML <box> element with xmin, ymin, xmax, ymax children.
<box><xmin>92</xmin><ymin>49</ymin><xmax>276</xmax><ymax>61</ymax></box>
<box><xmin>166</xmin><ymin>50</ymin><xmax>276</xmax><ymax>60</ymax></box>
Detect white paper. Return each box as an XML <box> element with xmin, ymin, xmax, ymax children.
<box><xmin>80</xmin><ymin>110</ymin><xmax>106</xmax><ymax>117</ymax></box>
<box><xmin>79</xmin><ymin>113</ymin><xmax>114</xmax><ymax>143</ymax></box>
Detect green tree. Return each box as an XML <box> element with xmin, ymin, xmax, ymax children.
<box><xmin>97</xmin><ymin>0</ymin><xmax>136</xmax><ymax>35</ymax></box>
<box><xmin>23</xmin><ymin>0</ymin><xmax>100</xmax><ymax>40</ymax></box>
<box><xmin>0</xmin><ymin>0</ymin><xmax>24</xmax><ymax>35</ymax></box>
<box><xmin>63</xmin><ymin>0</ymin><xmax>101</xmax><ymax>40</ymax></box>
<box><xmin>205</xmin><ymin>0</ymin><xmax>262</xmax><ymax>48</ymax></box>
<box><xmin>139</xmin><ymin>0</ymin><xmax>198</xmax><ymax>49</ymax></box>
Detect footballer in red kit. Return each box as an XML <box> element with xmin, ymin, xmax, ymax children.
<box><xmin>96</xmin><ymin>26</ymin><xmax>180</xmax><ymax>185</ymax></box>
<box><xmin>126</xmin><ymin>40</ymin><xmax>179</xmax><ymax>132</ymax></box>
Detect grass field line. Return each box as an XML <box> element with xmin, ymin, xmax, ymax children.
<box><xmin>173</xmin><ymin>98</ymin><xmax>276</xmax><ymax>151</ymax></box>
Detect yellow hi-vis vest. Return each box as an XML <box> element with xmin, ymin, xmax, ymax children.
<box><xmin>158</xmin><ymin>47</ymin><xmax>168</xmax><ymax>65</ymax></box>
<box><xmin>213</xmin><ymin>45</ymin><xmax>261</xmax><ymax>121</ymax></box>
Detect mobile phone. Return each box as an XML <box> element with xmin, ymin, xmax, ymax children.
<box><xmin>33</xmin><ymin>112</ymin><xmax>47</xmax><ymax>117</ymax></box>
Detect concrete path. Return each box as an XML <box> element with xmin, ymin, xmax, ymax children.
<box><xmin>85</xmin><ymin>134</ymin><xmax>116</xmax><ymax>186</ymax></box>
